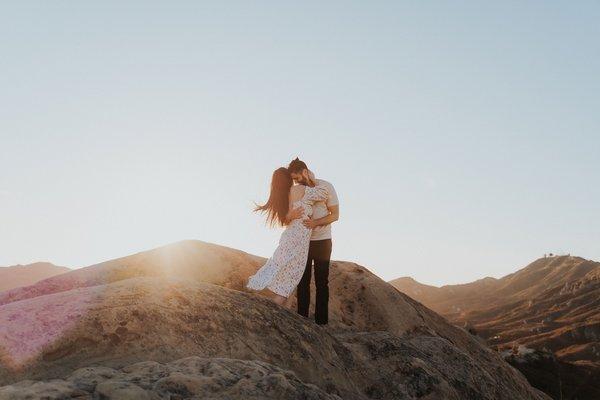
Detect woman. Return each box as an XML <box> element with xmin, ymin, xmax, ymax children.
<box><xmin>247</xmin><ymin>167</ymin><xmax>327</xmax><ymax>306</ymax></box>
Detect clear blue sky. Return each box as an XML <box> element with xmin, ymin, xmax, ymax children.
<box><xmin>1</xmin><ymin>1</ymin><xmax>598</xmax><ymax>285</ymax></box>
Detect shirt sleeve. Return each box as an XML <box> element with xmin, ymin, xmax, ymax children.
<box><xmin>325</xmin><ymin>182</ymin><xmax>339</xmax><ymax>207</ymax></box>
<box><xmin>304</xmin><ymin>186</ymin><xmax>329</xmax><ymax>202</ymax></box>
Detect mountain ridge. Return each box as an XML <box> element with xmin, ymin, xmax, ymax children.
<box><xmin>0</xmin><ymin>262</ymin><xmax>70</xmax><ymax>293</ymax></box>
<box><xmin>390</xmin><ymin>255</ymin><xmax>600</xmax><ymax>399</ymax></box>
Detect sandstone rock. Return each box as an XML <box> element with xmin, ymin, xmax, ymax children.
<box><xmin>95</xmin><ymin>380</ymin><xmax>150</xmax><ymax>400</ymax></box>
<box><xmin>0</xmin><ymin>277</ymin><xmax>358</xmax><ymax>397</ymax></box>
<box><xmin>0</xmin><ymin>241</ymin><xmax>549</xmax><ymax>399</ymax></box>
<box><xmin>338</xmin><ymin>331</ymin><xmax>545</xmax><ymax>400</ymax></box>
<box><xmin>0</xmin><ymin>357</ymin><xmax>340</xmax><ymax>400</ymax></box>
<box><xmin>0</xmin><ymin>379</ymin><xmax>89</xmax><ymax>399</ymax></box>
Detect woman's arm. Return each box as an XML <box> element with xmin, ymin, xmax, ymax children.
<box><xmin>284</xmin><ymin>186</ymin><xmax>305</xmax><ymax>225</ymax></box>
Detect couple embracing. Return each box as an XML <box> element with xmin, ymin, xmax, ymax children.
<box><xmin>247</xmin><ymin>158</ymin><xmax>339</xmax><ymax>325</ymax></box>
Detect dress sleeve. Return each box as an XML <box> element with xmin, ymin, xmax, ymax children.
<box><xmin>304</xmin><ymin>185</ymin><xmax>329</xmax><ymax>202</ymax></box>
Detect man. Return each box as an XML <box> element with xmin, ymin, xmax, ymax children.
<box><xmin>286</xmin><ymin>157</ymin><xmax>339</xmax><ymax>325</ymax></box>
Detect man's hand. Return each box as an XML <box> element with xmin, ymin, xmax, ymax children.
<box><xmin>302</xmin><ymin>218</ymin><xmax>318</xmax><ymax>229</ymax></box>
<box><xmin>302</xmin><ymin>205</ymin><xmax>339</xmax><ymax>229</ymax></box>
<box><xmin>286</xmin><ymin>206</ymin><xmax>304</xmax><ymax>223</ymax></box>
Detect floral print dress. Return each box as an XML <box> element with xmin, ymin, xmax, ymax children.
<box><xmin>247</xmin><ymin>185</ymin><xmax>329</xmax><ymax>297</ymax></box>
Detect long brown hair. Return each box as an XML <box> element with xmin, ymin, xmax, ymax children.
<box><xmin>255</xmin><ymin>167</ymin><xmax>293</xmax><ymax>227</ymax></box>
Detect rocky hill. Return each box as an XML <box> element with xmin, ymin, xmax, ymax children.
<box><xmin>390</xmin><ymin>255</ymin><xmax>600</xmax><ymax>399</ymax></box>
<box><xmin>0</xmin><ymin>240</ymin><xmax>548</xmax><ymax>399</ymax></box>
<box><xmin>0</xmin><ymin>262</ymin><xmax>69</xmax><ymax>293</ymax></box>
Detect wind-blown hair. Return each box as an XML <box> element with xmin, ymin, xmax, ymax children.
<box><xmin>255</xmin><ymin>167</ymin><xmax>293</xmax><ymax>226</ymax></box>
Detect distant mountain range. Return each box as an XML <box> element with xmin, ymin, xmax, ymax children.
<box><xmin>0</xmin><ymin>262</ymin><xmax>70</xmax><ymax>293</ymax></box>
<box><xmin>390</xmin><ymin>255</ymin><xmax>600</xmax><ymax>399</ymax></box>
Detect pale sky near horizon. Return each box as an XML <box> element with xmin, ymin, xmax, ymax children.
<box><xmin>1</xmin><ymin>1</ymin><xmax>599</xmax><ymax>286</ymax></box>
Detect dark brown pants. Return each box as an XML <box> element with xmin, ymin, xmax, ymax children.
<box><xmin>297</xmin><ymin>239</ymin><xmax>332</xmax><ymax>325</ymax></box>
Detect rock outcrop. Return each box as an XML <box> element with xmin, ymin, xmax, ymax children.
<box><xmin>0</xmin><ymin>356</ymin><xmax>340</xmax><ymax>399</ymax></box>
<box><xmin>0</xmin><ymin>240</ymin><xmax>548</xmax><ymax>399</ymax></box>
